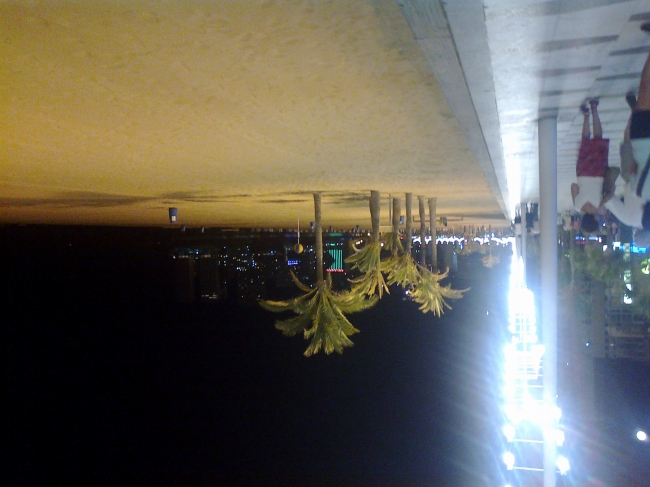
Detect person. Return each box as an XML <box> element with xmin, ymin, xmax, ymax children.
<box><xmin>606</xmin><ymin>25</ymin><xmax>650</xmax><ymax>220</ymax></box>
<box><xmin>604</xmin><ymin>174</ymin><xmax>645</xmax><ymax>228</ymax></box>
<box><xmin>632</xmin><ymin>23</ymin><xmax>650</xmax><ymax>204</ymax></box>
<box><xmin>571</xmin><ymin>99</ymin><xmax>612</xmax><ymax>234</ymax></box>
<box><xmin>603</xmin><ymin>23</ymin><xmax>650</xmax><ymax>244</ymax></box>
<box><xmin>620</xmin><ymin>92</ymin><xmax>638</xmax><ymax>182</ymax></box>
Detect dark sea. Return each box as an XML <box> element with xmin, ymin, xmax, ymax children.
<box><xmin>4</xmin><ymin>225</ymin><xmax>648</xmax><ymax>486</ymax></box>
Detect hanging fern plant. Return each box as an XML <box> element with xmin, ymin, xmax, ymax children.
<box><xmin>260</xmin><ymin>193</ymin><xmax>377</xmax><ymax>356</ymax></box>
<box><xmin>261</xmin><ymin>272</ymin><xmax>377</xmax><ymax>356</ymax></box>
<box><xmin>382</xmin><ymin>193</ymin><xmax>468</xmax><ymax>316</ymax></box>
<box><xmin>346</xmin><ymin>190</ymin><xmax>390</xmax><ymax>298</ymax></box>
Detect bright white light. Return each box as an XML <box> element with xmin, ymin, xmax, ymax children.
<box><xmin>503</xmin><ymin>384</ymin><xmax>516</xmax><ymax>400</ymax></box>
<box><xmin>522</xmin><ymin>399</ymin><xmax>544</xmax><ymax>423</ymax></box>
<box><xmin>552</xmin><ymin>405</ymin><xmax>562</xmax><ymax>421</ymax></box>
<box><xmin>554</xmin><ymin>429</ymin><xmax>565</xmax><ymax>446</ymax></box>
<box><xmin>637</xmin><ymin>430</ymin><xmax>648</xmax><ymax>441</ymax></box>
<box><xmin>503</xmin><ymin>424</ymin><xmax>516</xmax><ymax>442</ymax></box>
<box><xmin>556</xmin><ymin>455</ymin><xmax>570</xmax><ymax>474</ymax></box>
<box><xmin>503</xmin><ymin>451</ymin><xmax>515</xmax><ymax>470</ymax></box>
<box><xmin>504</xmin><ymin>402</ymin><xmax>523</xmax><ymax>425</ymax></box>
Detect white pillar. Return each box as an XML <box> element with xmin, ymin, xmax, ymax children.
<box><xmin>539</xmin><ymin>116</ymin><xmax>558</xmax><ymax>487</ymax></box>
<box><xmin>520</xmin><ymin>202</ymin><xmax>527</xmax><ymax>284</ymax></box>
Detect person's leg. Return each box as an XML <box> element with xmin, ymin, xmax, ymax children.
<box><xmin>637</xmin><ymin>25</ymin><xmax>650</xmax><ymax>111</ymax></box>
<box><xmin>626</xmin><ymin>92</ymin><xmax>636</xmax><ymax>138</ymax></box>
<box><xmin>621</xmin><ymin>93</ymin><xmax>637</xmax><ymax>181</ymax></box>
<box><xmin>581</xmin><ymin>104</ymin><xmax>590</xmax><ymax>140</ymax></box>
<box><xmin>630</xmin><ymin>25</ymin><xmax>650</xmax><ymax>198</ymax></box>
<box><xmin>590</xmin><ymin>99</ymin><xmax>602</xmax><ymax>139</ymax></box>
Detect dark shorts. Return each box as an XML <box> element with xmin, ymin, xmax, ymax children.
<box><xmin>576</xmin><ymin>138</ymin><xmax>609</xmax><ymax>177</ymax></box>
<box><xmin>631</xmin><ymin>111</ymin><xmax>650</xmax><ymax>139</ymax></box>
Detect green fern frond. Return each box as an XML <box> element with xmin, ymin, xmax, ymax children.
<box><xmin>409</xmin><ymin>267</ymin><xmax>467</xmax><ymax>316</ymax></box>
<box><xmin>259</xmin><ymin>287</ymin><xmax>317</xmax><ymax>314</ymax></box>
<box><xmin>261</xmin><ymin>281</ymin><xmax>372</xmax><ymax>356</ymax></box>
<box><xmin>345</xmin><ymin>241</ymin><xmax>388</xmax><ymax>298</ymax></box>
<box><xmin>345</xmin><ymin>241</ymin><xmax>382</xmax><ymax>273</ymax></box>
<box><xmin>275</xmin><ymin>310</ymin><xmax>315</xmax><ymax>337</ymax></box>
<box><xmin>411</xmin><ymin>288</ymin><xmax>448</xmax><ymax>315</ymax></box>
<box><xmin>382</xmin><ymin>232</ymin><xmax>403</xmax><ymax>254</ymax></box>
<box><xmin>302</xmin><ymin>287</ymin><xmax>360</xmax><ymax>356</ymax></box>
<box><xmin>349</xmin><ymin>269</ymin><xmax>389</xmax><ymax>298</ymax></box>
<box><xmin>439</xmin><ymin>283</ymin><xmax>470</xmax><ymax>300</ymax></box>
<box><xmin>458</xmin><ymin>239</ymin><xmax>480</xmax><ymax>255</ymax></box>
<box><xmin>481</xmin><ymin>254</ymin><xmax>500</xmax><ymax>268</ymax></box>
<box><xmin>383</xmin><ymin>253</ymin><xmax>420</xmax><ymax>288</ymax></box>
<box><xmin>332</xmin><ymin>290</ymin><xmax>379</xmax><ymax>313</ymax></box>
<box><xmin>290</xmin><ymin>270</ymin><xmax>313</xmax><ymax>293</ymax></box>
<box><xmin>417</xmin><ymin>265</ymin><xmax>449</xmax><ymax>282</ymax></box>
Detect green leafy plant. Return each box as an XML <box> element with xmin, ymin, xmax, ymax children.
<box><xmin>346</xmin><ymin>191</ymin><xmax>390</xmax><ymax>298</ymax></box>
<box><xmin>457</xmin><ymin>238</ymin><xmax>481</xmax><ymax>256</ymax></box>
<box><xmin>261</xmin><ymin>272</ymin><xmax>377</xmax><ymax>356</ymax></box>
<box><xmin>260</xmin><ymin>193</ymin><xmax>377</xmax><ymax>356</ymax></box>
<box><xmin>382</xmin><ymin>197</ymin><xmax>467</xmax><ymax>316</ymax></box>
<box><xmin>383</xmin><ymin>252</ymin><xmax>420</xmax><ymax>288</ymax></box>
<box><xmin>481</xmin><ymin>242</ymin><xmax>500</xmax><ymax>268</ymax></box>
<box><xmin>410</xmin><ymin>266</ymin><xmax>467</xmax><ymax>315</ymax></box>
<box><xmin>347</xmin><ymin>241</ymin><xmax>389</xmax><ymax>298</ymax></box>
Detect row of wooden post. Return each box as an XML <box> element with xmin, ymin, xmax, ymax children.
<box><xmin>389</xmin><ymin>193</ymin><xmax>437</xmax><ymax>270</ymax></box>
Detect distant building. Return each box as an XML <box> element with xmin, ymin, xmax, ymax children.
<box><xmin>198</xmin><ymin>255</ymin><xmax>220</xmax><ymax>301</ymax></box>
<box><xmin>174</xmin><ymin>255</ymin><xmax>195</xmax><ymax>303</ymax></box>
<box><xmin>325</xmin><ymin>245</ymin><xmax>344</xmax><ymax>273</ymax></box>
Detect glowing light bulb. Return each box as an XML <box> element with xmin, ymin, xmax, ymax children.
<box><xmin>503</xmin><ymin>424</ymin><xmax>516</xmax><ymax>442</ymax></box>
<box><xmin>556</xmin><ymin>455</ymin><xmax>570</xmax><ymax>475</ymax></box>
<box><xmin>503</xmin><ymin>451</ymin><xmax>515</xmax><ymax>470</ymax></box>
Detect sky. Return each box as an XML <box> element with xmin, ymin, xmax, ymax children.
<box><xmin>0</xmin><ymin>1</ymin><xmax>504</xmax><ymax>228</ymax></box>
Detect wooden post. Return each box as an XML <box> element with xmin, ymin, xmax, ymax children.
<box><xmin>418</xmin><ymin>196</ymin><xmax>427</xmax><ymax>267</ymax></box>
<box><xmin>405</xmin><ymin>193</ymin><xmax>413</xmax><ymax>253</ymax></box>
<box><xmin>428</xmin><ymin>197</ymin><xmax>437</xmax><ymax>271</ymax></box>
<box><xmin>370</xmin><ymin>190</ymin><xmax>381</xmax><ymax>243</ymax></box>
<box><xmin>314</xmin><ymin>193</ymin><xmax>323</xmax><ymax>284</ymax></box>
<box><xmin>392</xmin><ymin>197</ymin><xmax>401</xmax><ymax>254</ymax></box>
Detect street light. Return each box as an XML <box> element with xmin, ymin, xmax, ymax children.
<box><xmin>556</xmin><ymin>455</ymin><xmax>570</xmax><ymax>475</ymax></box>
<box><xmin>503</xmin><ymin>451</ymin><xmax>515</xmax><ymax>470</ymax></box>
<box><xmin>503</xmin><ymin>424</ymin><xmax>516</xmax><ymax>442</ymax></box>
<box><xmin>554</xmin><ymin>428</ymin><xmax>565</xmax><ymax>447</ymax></box>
